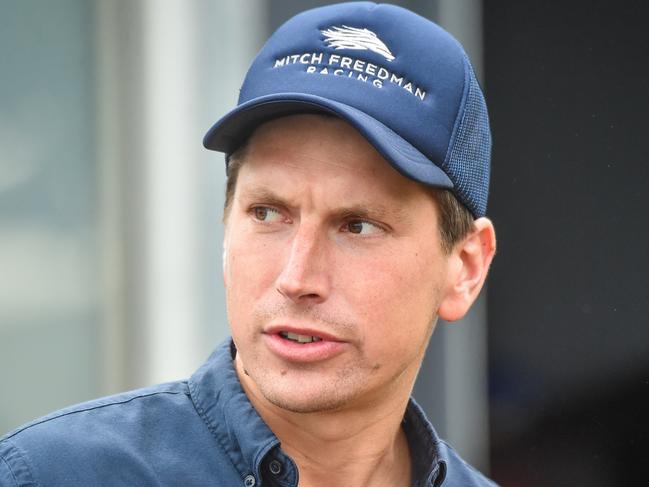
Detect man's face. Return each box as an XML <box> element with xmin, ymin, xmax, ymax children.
<box><xmin>224</xmin><ymin>114</ymin><xmax>454</xmax><ymax>414</ymax></box>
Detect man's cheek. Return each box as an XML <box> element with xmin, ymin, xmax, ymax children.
<box><xmin>228</xmin><ymin>249</ymin><xmax>276</xmax><ymax>304</ymax></box>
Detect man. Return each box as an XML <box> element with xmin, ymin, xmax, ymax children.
<box><xmin>0</xmin><ymin>3</ymin><xmax>497</xmax><ymax>486</ymax></box>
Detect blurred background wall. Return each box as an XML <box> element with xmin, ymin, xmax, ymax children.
<box><xmin>1</xmin><ymin>1</ymin><xmax>647</xmax><ymax>485</ymax></box>
<box><xmin>1</xmin><ymin>0</ymin><xmax>104</xmax><ymax>431</ymax></box>
<box><xmin>0</xmin><ymin>0</ymin><xmax>264</xmax><ymax>431</ymax></box>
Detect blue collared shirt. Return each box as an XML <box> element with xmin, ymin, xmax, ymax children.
<box><xmin>0</xmin><ymin>339</ymin><xmax>497</xmax><ymax>486</ymax></box>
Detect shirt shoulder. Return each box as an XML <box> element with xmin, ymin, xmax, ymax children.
<box><xmin>3</xmin><ymin>381</ymin><xmax>189</xmax><ymax>439</ymax></box>
<box><xmin>437</xmin><ymin>440</ymin><xmax>499</xmax><ymax>486</ymax></box>
<box><xmin>0</xmin><ymin>381</ymin><xmax>232</xmax><ymax>486</ymax></box>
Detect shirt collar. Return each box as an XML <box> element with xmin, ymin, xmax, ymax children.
<box><xmin>189</xmin><ymin>338</ymin><xmax>447</xmax><ymax>486</ymax></box>
<box><xmin>189</xmin><ymin>339</ymin><xmax>297</xmax><ymax>484</ymax></box>
<box><xmin>402</xmin><ymin>398</ymin><xmax>448</xmax><ymax>486</ymax></box>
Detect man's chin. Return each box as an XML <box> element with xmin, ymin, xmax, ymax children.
<box><xmin>236</xmin><ymin>349</ymin><xmax>365</xmax><ymax>414</ymax></box>
<box><xmin>261</xmin><ymin>388</ymin><xmax>351</xmax><ymax>414</ymax></box>
<box><xmin>253</xmin><ymin>370</ymin><xmax>361</xmax><ymax>414</ymax></box>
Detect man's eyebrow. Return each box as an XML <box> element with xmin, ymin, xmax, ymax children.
<box><xmin>239</xmin><ymin>186</ymin><xmax>410</xmax><ymax>223</ymax></box>
<box><xmin>238</xmin><ymin>187</ymin><xmax>294</xmax><ymax>208</ymax></box>
<box><xmin>336</xmin><ymin>203</ymin><xmax>409</xmax><ymax>223</ymax></box>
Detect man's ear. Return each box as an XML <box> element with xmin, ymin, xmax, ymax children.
<box><xmin>438</xmin><ymin>217</ymin><xmax>496</xmax><ymax>322</ymax></box>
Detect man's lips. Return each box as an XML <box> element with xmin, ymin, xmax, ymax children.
<box><xmin>262</xmin><ymin>324</ymin><xmax>348</xmax><ymax>362</ymax></box>
<box><xmin>264</xmin><ymin>324</ymin><xmax>344</xmax><ymax>343</ymax></box>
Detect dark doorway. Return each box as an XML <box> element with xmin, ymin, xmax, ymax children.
<box><xmin>485</xmin><ymin>1</ymin><xmax>649</xmax><ymax>484</ymax></box>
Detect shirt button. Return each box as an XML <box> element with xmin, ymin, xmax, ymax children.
<box><xmin>269</xmin><ymin>459</ymin><xmax>282</xmax><ymax>475</ymax></box>
<box><xmin>243</xmin><ymin>474</ymin><xmax>256</xmax><ymax>487</ymax></box>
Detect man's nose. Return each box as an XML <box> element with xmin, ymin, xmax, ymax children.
<box><xmin>275</xmin><ymin>223</ymin><xmax>331</xmax><ymax>304</ymax></box>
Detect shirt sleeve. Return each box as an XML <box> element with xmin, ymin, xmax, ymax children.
<box><xmin>0</xmin><ymin>441</ymin><xmax>32</xmax><ymax>487</ymax></box>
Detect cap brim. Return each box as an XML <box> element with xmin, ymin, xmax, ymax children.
<box><xmin>203</xmin><ymin>93</ymin><xmax>453</xmax><ymax>189</ymax></box>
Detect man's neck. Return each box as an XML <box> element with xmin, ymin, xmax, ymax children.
<box><xmin>277</xmin><ymin>409</ymin><xmax>412</xmax><ymax>487</ymax></box>
<box><xmin>236</xmin><ymin>358</ymin><xmax>414</xmax><ymax>487</ymax></box>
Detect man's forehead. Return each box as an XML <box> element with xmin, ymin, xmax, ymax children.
<box><xmin>246</xmin><ymin>141</ymin><xmax>373</xmax><ymax>177</ymax></box>
<box><xmin>237</xmin><ymin>114</ymin><xmax>426</xmax><ymax>195</ymax></box>
<box><xmin>240</xmin><ymin>114</ymin><xmax>400</xmax><ymax>176</ymax></box>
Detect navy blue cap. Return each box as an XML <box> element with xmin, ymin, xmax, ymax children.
<box><xmin>203</xmin><ymin>2</ymin><xmax>491</xmax><ymax>217</ymax></box>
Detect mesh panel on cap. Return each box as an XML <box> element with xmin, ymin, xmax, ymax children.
<box><xmin>444</xmin><ymin>58</ymin><xmax>491</xmax><ymax>217</ymax></box>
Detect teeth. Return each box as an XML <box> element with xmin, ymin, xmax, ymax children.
<box><xmin>280</xmin><ymin>331</ymin><xmax>323</xmax><ymax>343</ymax></box>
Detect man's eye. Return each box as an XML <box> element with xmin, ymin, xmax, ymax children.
<box><xmin>345</xmin><ymin>220</ymin><xmax>382</xmax><ymax>235</ymax></box>
<box><xmin>252</xmin><ymin>206</ymin><xmax>283</xmax><ymax>222</ymax></box>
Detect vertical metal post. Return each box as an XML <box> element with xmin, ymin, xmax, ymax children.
<box><xmin>439</xmin><ymin>0</ymin><xmax>489</xmax><ymax>470</ymax></box>
<box><xmin>97</xmin><ymin>0</ymin><xmax>140</xmax><ymax>393</ymax></box>
<box><xmin>97</xmin><ymin>1</ymin><xmax>267</xmax><ymax>390</ymax></box>
<box><xmin>138</xmin><ymin>0</ymin><xmax>204</xmax><ymax>384</ymax></box>
<box><xmin>413</xmin><ymin>0</ymin><xmax>490</xmax><ymax>472</ymax></box>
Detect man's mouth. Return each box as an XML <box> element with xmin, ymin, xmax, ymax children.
<box><xmin>264</xmin><ymin>326</ymin><xmax>346</xmax><ymax>362</ymax></box>
<box><xmin>278</xmin><ymin>331</ymin><xmax>323</xmax><ymax>344</ymax></box>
